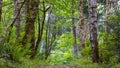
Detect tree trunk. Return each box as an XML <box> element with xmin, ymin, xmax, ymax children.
<box><xmin>88</xmin><ymin>0</ymin><xmax>99</xmax><ymax>62</ymax></box>
<box><xmin>79</xmin><ymin>0</ymin><xmax>86</xmax><ymax>54</ymax></box>
<box><xmin>0</xmin><ymin>0</ymin><xmax>2</xmax><ymax>22</ymax></box>
<box><xmin>22</xmin><ymin>0</ymin><xmax>39</xmax><ymax>58</ymax></box>
<box><xmin>45</xmin><ymin>10</ymin><xmax>51</xmax><ymax>59</ymax></box>
<box><xmin>34</xmin><ymin>1</ymin><xmax>51</xmax><ymax>58</ymax></box>
<box><xmin>34</xmin><ymin>1</ymin><xmax>46</xmax><ymax>58</ymax></box>
<box><xmin>14</xmin><ymin>0</ymin><xmax>20</xmax><ymax>42</ymax></box>
<box><xmin>72</xmin><ymin>0</ymin><xmax>78</xmax><ymax>57</ymax></box>
<box><xmin>45</xmin><ymin>10</ymin><xmax>56</xmax><ymax>59</ymax></box>
<box><xmin>104</xmin><ymin>0</ymin><xmax>110</xmax><ymax>47</ymax></box>
<box><xmin>0</xmin><ymin>0</ymin><xmax>25</xmax><ymax>43</ymax></box>
<box><xmin>106</xmin><ymin>0</ymin><xmax>110</xmax><ymax>33</ymax></box>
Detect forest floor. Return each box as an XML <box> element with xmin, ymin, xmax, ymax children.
<box><xmin>35</xmin><ymin>65</ymin><xmax>80</xmax><ymax>68</ymax></box>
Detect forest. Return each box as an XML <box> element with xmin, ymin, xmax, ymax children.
<box><xmin>0</xmin><ymin>0</ymin><xmax>120</xmax><ymax>68</ymax></box>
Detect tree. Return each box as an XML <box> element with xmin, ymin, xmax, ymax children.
<box><xmin>72</xmin><ymin>0</ymin><xmax>78</xmax><ymax>57</ymax></box>
<box><xmin>34</xmin><ymin>1</ymin><xmax>51</xmax><ymax>58</ymax></box>
<box><xmin>22</xmin><ymin>0</ymin><xmax>39</xmax><ymax>58</ymax></box>
<box><xmin>14</xmin><ymin>0</ymin><xmax>20</xmax><ymax>42</ymax></box>
<box><xmin>79</xmin><ymin>0</ymin><xmax>86</xmax><ymax>54</ymax></box>
<box><xmin>45</xmin><ymin>9</ymin><xmax>56</xmax><ymax>59</ymax></box>
<box><xmin>88</xmin><ymin>0</ymin><xmax>99</xmax><ymax>62</ymax></box>
<box><xmin>0</xmin><ymin>0</ymin><xmax>25</xmax><ymax>43</ymax></box>
<box><xmin>0</xmin><ymin>0</ymin><xmax>2</xmax><ymax>22</ymax></box>
<box><xmin>106</xmin><ymin>0</ymin><xmax>110</xmax><ymax>33</ymax></box>
<box><xmin>103</xmin><ymin>0</ymin><xmax>111</xmax><ymax>60</ymax></box>
<box><xmin>45</xmin><ymin>12</ymin><xmax>51</xmax><ymax>59</ymax></box>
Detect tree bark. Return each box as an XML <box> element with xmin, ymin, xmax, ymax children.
<box><xmin>79</xmin><ymin>0</ymin><xmax>86</xmax><ymax>54</ymax></box>
<box><xmin>14</xmin><ymin>0</ymin><xmax>20</xmax><ymax>42</ymax></box>
<box><xmin>45</xmin><ymin>10</ymin><xmax>51</xmax><ymax>59</ymax></box>
<box><xmin>72</xmin><ymin>0</ymin><xmax>78</xmax><ymax>57</ymax></box>
<box><xmin>106</xmin><ymin>0</ymin><xmax>110</xmax><ymax>33</ymax></box>
<box><xmin>88</xmin><ymin>0</ymin><xmax>99</xmax><ymax>62</ymax></box>
<box><xmin>0</xmin><ymin>0</ymin><xmax>2</xmax><ymax>22</ymax></box>
<box><xmin>22</xmin><ymin>0</ymin><xmax>39</xmax><ymax>58</ymax></box>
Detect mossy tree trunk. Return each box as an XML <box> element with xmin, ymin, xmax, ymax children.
<box><xmin>0</xmin><ymin>0</ymin><xmax>2</xmax><ymax>22</ymax></box>
<box><xmin>79</xmin><ymin>0</ymin><xmax>86</xmax><ymax>56</ymax></box>
<box><xmin>14</xmin><ymin>0</ymin><xmax>20</xmax><ymax>42</ymax></box>
<box><xmin>22</xmin><ymin>0</ymin><xmax>39</xmax><ymax>58</ymax></box>
<box><xmin>88</xmin><ymin>0</ymin><xmax>99</xmax><ymax>62</ymax></box>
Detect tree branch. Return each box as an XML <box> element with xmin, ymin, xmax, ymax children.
<box><xmin>0</xmin><ymin>0</ymin><xmax>26</xmax><ymax>43</ymax></box>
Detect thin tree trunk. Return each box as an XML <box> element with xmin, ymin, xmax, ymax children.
<box><xmin>106</xmin><ymin>0</ymin><xmax>110</xmax><ymax>33</ymax></box>
<box><xmin>34</xmin><ymin>9</ymin><xmax>41</xmax><ymax>57</ymax></box>
<box><xmin>34</xmin><ymin>1</ymin><xmax>51</xmax><ymax>58</ymax></box>
<box><xmin>88</xmin><ymin>0</ymin><xmax>99</xmax><ymax>62</ymax></box>
<box><xmin>34</xmin><ymin>1</ymin><xmax>46</xmax><ymax>58</ymax></box>
<box><xmin>0</xmin><ymin>0</ymin><xmax>2</xmax><ymax>22</ymax></box>
<box><xmin>79</xmin><ymin>0</ymin><xmax>86</xmax><ymax>54</ymax></box>
<box><xmin>103</xmin><ymin>0</ymin><xmax>111</xmax><ymax>62</ymax></box>
<box><xmin>45</xmin><ymin>23</ymin><xmax>49</xmax><ymax>59</ymax></box>
<box><xmin>45</xmin><ymin>10</ymin><xmax>51</xmax><ymax>59</ymax></box>
<box><xmin>104</xmin><ymin>0</ymin><xmax>110</xmax><ymax>46</ymax></box>
<box><xmin>14</xmin><ymin>0</ymin><xmax>20</xmax><ymax>42</ymax></box>
<box><xmin>22</xmin><ymin>0</ymin><xmax>39</xmax><ymax>58</ymax></box>
<box><xmin>72</xmin><ymin>0</ymin><xmax>78</xmax><ymax>57</ymax></box>
<box><xmin>45</xmin><ymin>10</ymin><xmax>55</xmax><ymax>59</ymax></box>
<box><xmin>0</xmin><ymin>0</ymin><xmax>25</xmax><ymax>43</ymax></box>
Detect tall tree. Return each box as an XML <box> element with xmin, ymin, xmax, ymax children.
<box><xmin>34</xmin><ymin>1</ymin><xmax>51</xmax><ymax>58</ymax></box>
<box><xmin>0</xmin><ymin>0</ymin><xmax>2</xmax><ymax>22</ymax></box>
<box><xmin>72</xmin><ymin>0</ymin><xmax>78</xmax><ymax>57</ymax></box>
<box><xmin>14</xmin><ymin>0</ymin><xmax>20</xmax><ymax>42</ymax></box>
<box><xmin>22</xmin><ymin>0</ymin><xmax>39</xmax><ymax>58</ymax></box>
<box><xmin>88</xmin><ymin>0</ymin><xmax>99</xmax><ymax>62</ymax></box>
<box><xmin>104</xmin><ymin>0</ymin><xmax>111</xmax><ymax>58</ymax></box>
<box><xmin>45</xmin><ymin>10</ymin><xmax>56</xmax><ymax>59</ymax></box>
<box><xmin>106</xmin><ymin>0</ymin><xmax>110</xmax><ymax>33</ymax></box>
<box><xmin>45</xmin><ymin>10</ymin><xmax>51</xmax><ymax>59</ymax></box>
<box><xmin>79</xmin><ymin>0</ymin><xmax>86</xmax><ymax>54</ymax></box>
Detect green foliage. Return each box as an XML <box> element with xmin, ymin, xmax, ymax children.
<box><xmin>97</xmin><ymin>31</ymin><xmax>119</xmax><ymax>64</ymax></box>
<box><xmin>81</xmin><ymin>45</ymin><xmax>91</xmax><ymax>57</ymax></box>
<box><xmin>0</xmin><ymin>0</ymin><xmax>120</xmax><ymax>67</ymax></box>
<box><xmin>48</xmin><ymin>33</ymin><xmax>74</xmax><ymax>65</ymax></box>
<box><xmin>70</xmin><ymin>57</ymin><xmax>120</xmax><ymax>68</ymax></box>
<box><xmin>70</xmin><ymin>58</ymin><xmax>105</xmax><ymax>68</ymax></box>
<box><xmin>0</xmin><ymin>31</ymin><xmax>33</xmax><ymax>68</ymax></box>
<box><xmin>0</xmin><ymin>42</ymin><xmax>31</xmax><ymax>67</ymax></box>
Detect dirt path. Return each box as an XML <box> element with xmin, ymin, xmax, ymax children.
<box><xmin>35</xmin><ymin>66</ymin><xmax>80</xmax><ymax>68</ymax></box>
